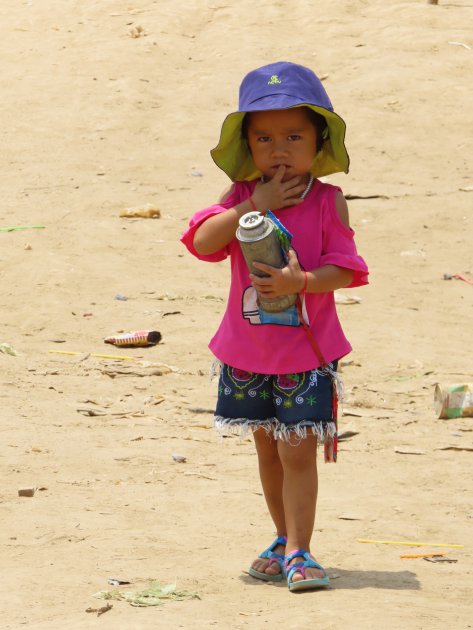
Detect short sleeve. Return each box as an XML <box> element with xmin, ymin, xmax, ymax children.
<box><xmin>180</xmin><ymin>184</ymin><xmax>246</xmax><ymax>262</ymax></box>
<box><xmin>319</xmin><ymin>191</ymin><xmax>369</xmax><ymax>288</ymax></box>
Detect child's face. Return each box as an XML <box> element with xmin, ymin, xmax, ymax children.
<box><xmin>245</xmin><ymin>108</ymin><xmax>318</xmax><ymax>182</ymax></box>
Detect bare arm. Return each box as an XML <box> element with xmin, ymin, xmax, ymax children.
<box><xmin>305</xmin><ymin>192</ymin><xmax>354</xmax><ymax>291</ymax></box>
<box><xmin>193</xmin><ymin>195</ymin><xmax>255</xmax><ymax>256</ymax></box>
<box><xmin>193</xmin><ymin>166</ymin><xmax>307</xmax><ymax>256</ymax></box>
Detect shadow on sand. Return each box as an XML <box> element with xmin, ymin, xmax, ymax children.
<box><xmin>240</xmin><ymin>567</ymin><xmax>420</xmax><ymax>591</ymax></box>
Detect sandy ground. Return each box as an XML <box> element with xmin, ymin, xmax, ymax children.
<box><xmin>1</xmin><ymin>1</ymin><xmax>472</xmax><ymax>628</ymax></box>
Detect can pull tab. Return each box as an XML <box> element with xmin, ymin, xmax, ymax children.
<box><xmin>238</xmin><ymin>211</ymin><xmax>269</xmax><ymax>239</ymax></box>
<box><xmin>239</xmin><ymin>211</ymin><xmax>264</xmax><ymax>228</ymax></box>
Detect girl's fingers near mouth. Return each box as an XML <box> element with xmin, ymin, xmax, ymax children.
<box><xmin>273</xmin><ymin>165</ymin><xmax>286</xmax><ymax>180</ymax></box>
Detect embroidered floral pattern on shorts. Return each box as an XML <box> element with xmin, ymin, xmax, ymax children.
<box><xmin>219</xmin><ymin>365</ymin><xmax>271</xmax><ymax>401</ymax></box>
<box><xmin>216</xmin><ymin>363</ymin><xmax>336</xmax><ymax>421</ymax></box>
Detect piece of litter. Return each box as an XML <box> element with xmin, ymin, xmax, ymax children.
<box><xmin>0</xmin><ymin>343</ymin><xmax>18</xmax><ymax>356</ymax></box>
<box><xmin>448</xmin><ymin>41</ymin><xmax>471</xmax><ymax>50</ymax></box>
<box><xmin>183</xmin><ymin>472</ymin><xmax>216</xmax><ymax>480</ymax></box>
<box><xmin>424</xmin><ymin>556</ymin><xmax>458</xmax><ymax>563</ymax></box>
<box><xmin>345</xmin><ymin>193</ymin><xmax>389</xmax><ymax>200</ymax></box>
<box><xmin>437</xmin><ymin>446</ymin><xmax>473</xmax><ymax>452</ymax></box>
<box><xmin>401</xmin><ymin>552</ymin><xmax>447</xmax><ymax>559</ymax></box>
<box><xmin>356</xmin><ymin>539</ymin><xmax>464</xmax><ymax>548</ymax></box>
<box><xmin>49</xmin><ymin>350</ymin><xmax>138</xmax><ymax>361</ymax></box>
<box><xmin>400</xmin><ymin>249</ymin><xmax>426</xmax><ymax>257</ymax></box>
<box><xmin>120</xmin><ymin>204</ymin><xmax>161</xmax><ymax>219</ymax></box>
<box><xmin>189</xmin><ymin>407</ymin><xmax>214</xmax><ymax>414</ymax></box>
<box><xmin>338</xmin><ymin>514</ymin><xmax>362</xmax><ymax>521</ymax></box>
<box><xmin>338</xmin><ymin>430</ymin><xmax>359</xmax><ymax>441</ymax></box>
<box><xmin>94</xmin><ymin>580</ymin><xmax>199</xmax><ymax>607</ymax></box>
<box><xmin>114</xmin><ymin>294</ymin><xmax>129</xmax><ymax>301</ymax></box>
<box><xmin>0</xmin><ymin>225</ymin><xmax>46</xmax><ymax>232</ymax></box>
<box><xmin>143</xmin><ymin>395</ymin><xmax>165</xmax><ymax>406</ymax></box>
<box><xmin>108</xmin><ymin>578</ymin><xmax>131</xmax><ymax>586</ymax></box>
<box><xmin>18</xmin><ymin>487</ymin><xmax>36</xmax><ymax>497</ymax></box>
<box><xmin>395</xmin><ymin>448</ymin><xmax>426</xmax><ymax>455</ymax></box>
<box><xmin>172</xmin><ymin>454</ymin><xmax>187</xmax><ymax>463</ymax></box>
<box><xmin>452</xmin><ymin>274</ymin><xmax>473</xmax><ymax>286</ymax></box>
<box><xmin>443</xmin><ymin>272</ymin><xmax>473</xmax><ymax>285</ymax></box>
<box><xmin>340</xmin><ymin>360</ymin><xmax>362</xmax><ymax>368</ymax></box>
<box><xmin>334</xmin><ymin>292</ymin><xmax>362</xmax><ymax>304</ymax></box>
<box><xmin>342</xmin><ymin>407</ymin><xmax>364</xmax><ymax>417</ymax></box>
<box><xmin>85</xmin><ymin>603</ymin><xmax>113</xmax><ymax>616</ymax></box>
<box><xmin>77</xmin><ymin>408</ymin><xmax>107</xmax><ymax>417</ymax></box>
<box><xmin>104</xmin><ymin>330</ymin><xmax>161</xmax><ymax>347</ymax></box>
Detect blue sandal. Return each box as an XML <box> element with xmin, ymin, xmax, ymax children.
<box><xmin>248</xmin><ymin>535</ymin><xmax>287</xmax><ymax>582</ymax></box>
<box><xmin>284</xmin><ymin>549</ymin><xmax>330</xmax><ymax>591</ymax></box>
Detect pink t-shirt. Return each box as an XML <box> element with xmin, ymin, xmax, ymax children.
<box><xmin>181</xmin><ymin>179</ymin><xmax>369</xmax><ymax>374</ymax></box>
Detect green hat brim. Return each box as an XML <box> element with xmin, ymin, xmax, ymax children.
<box><xmin>210</xmin><ymin>105</ymin><xmax>349</xmax><ymax>182</ymax></box>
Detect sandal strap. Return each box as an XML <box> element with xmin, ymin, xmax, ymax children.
<box><xmin>285</xmin><ymin>549</ymin><xmax>311</xmax><ymax>565</ymax></box>
<box><xmin>259</xmin><ymin>535</ymin><xmax>287</xmax><ymax>560</ymax></box>
<box><xmin>250</xmin><ymin>536</ymin><xmax>287</xmax><ymax>578</ymax></box>
<box><xmin>284</xmin><ymin>549</ymin><xmax>325</xmax><ymax>580</ymax></box>
<box><xmin>266</xmin><ymin>555</ymin><xmax>284</xmax><ymax>569</ymax></box>
<box><xmin>255</xmin><ymin>535</ymin><xmax>287</xmax><ymax>574</ymax></box>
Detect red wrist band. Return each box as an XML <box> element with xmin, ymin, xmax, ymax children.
<box><xmin>300</xmin><ymin>270</ymin><xmax>308</xmax><ymax>295</ymax></box>
<box><xmin>248</xmin><ymin>196</ymin><xmax>257</xmax><ymax>211</ymax></box>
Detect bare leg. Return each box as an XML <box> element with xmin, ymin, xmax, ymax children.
<box><xmin>278</xmin><ymin>435</ymin><xmax>324</xmax><ymax>582</ymax></box>
<box><xmin>251</xmin><ymin>428</ymin><xmax>286</xmax><ymax>576</ymax></box>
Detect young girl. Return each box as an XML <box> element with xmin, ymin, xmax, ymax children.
<box><xmin>181</xmin><ymin>61</ymin><xmax>368</xmax><ymax>592</ymax></box>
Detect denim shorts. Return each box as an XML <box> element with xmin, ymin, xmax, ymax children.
<box><xmin>214</xmin><ymin>361</ymin><xmax>339</xmax><ymax>443</ymax></box>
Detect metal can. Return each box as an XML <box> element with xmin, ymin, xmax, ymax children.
<box><xmin>236</xmin><ymin>211</ymin><xmax>297</xmax><ymax>313</ymax></box>
<box><xmin>434</xmin><ymin>383</ymin><xmax>473</xmax><ymax>419</ymax></box>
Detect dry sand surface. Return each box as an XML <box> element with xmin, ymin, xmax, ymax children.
<box><xmin>1</xmin><ymin>1</ymin><xmax>472</xmax><ymax>628</ymax></box>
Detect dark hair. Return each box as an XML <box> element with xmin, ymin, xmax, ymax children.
<box><xmin>305</xmin><ymin>108</ymin><xmax>328</xmax><ymax>152</ymax></box>
<box><xmin>241</xmin><ymin>107</ymin><xmax>328</xmax><ymax>152</ymax></box>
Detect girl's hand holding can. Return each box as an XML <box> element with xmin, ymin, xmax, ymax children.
<box><xmin>250</xmin><ymin>249</ymin><xmax>305</xmax><ymax>297</ymax></box>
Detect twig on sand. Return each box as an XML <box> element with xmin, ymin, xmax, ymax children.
<box><xmin>183</xmin><ymin>472</ymin><xmax>217</xmax><ymax>481</ymax></box>
<box><xmin>449</xmin><ymin>41</ymin><xmax>471</xmax><ymax>50</ymax></box>
<box><xmin>85</xmin><ymin>603</ymin><xmax>113</xmax><ymax>616</ymax></box>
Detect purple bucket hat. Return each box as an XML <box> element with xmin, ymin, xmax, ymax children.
<box><xmin>210</xmin><ymin>61</ymin><xmax>349</xmax><ymax>181</ymax></box>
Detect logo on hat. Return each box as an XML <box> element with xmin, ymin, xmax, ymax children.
<box><xmin>267</xmin><ymin>75</ymin><xmax>282</xmax><ymax>85</ymax></box>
